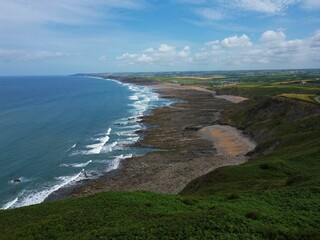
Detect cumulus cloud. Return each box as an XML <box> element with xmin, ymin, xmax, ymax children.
<box><xmin>118</xmin><ymin>30</ymin><xmax>319</xmax><ymax>69</ymax></box>
<box><xmin>260</xmin><ymin>30</ymin><xmax>286</xmax><ymax>42</ymax></box>
<box><xmin>221</xmin><ymin>34</ymin><xmax>253</xmax><ymax>47</ymax></box>
<box><xmin>117</xmin><ymin>44</ymin><xmax>192</xmax><ymax>65</ymax></box>
<box><xmin>205</xmin><ymin>40</ymin><xmax>221</xmax><ymax>50</ymax></box>
<box><xmin>178</xmin><ymin>46</ymin><xmax>191</xmax><ymax>57</ymax></box>
<box><xmin>259</xmin><ymin>30</ymin><xmax>304</xmax><ymax>58</ymax></box>
<box><xmin>196</xmin><ymin>30</ymin><xmax>317</xmax><ymax>68</ymax></box>
<box><xmin>310</xmin><ymin>31</ymin><xmax>320</xmax><ymax>48</ymax></box>
<box><xmin>158</xmin><ymin>44</ymin><xmax>176</xmax><ymax>53</ymax></box>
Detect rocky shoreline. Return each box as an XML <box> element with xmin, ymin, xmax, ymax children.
<box><xmin>46</xmin><ymin>79</ymin><xmax>255</xmax><ymax>201</ymax></box>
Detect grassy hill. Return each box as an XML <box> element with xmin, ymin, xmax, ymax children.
<box><xmin>1</xmin><ymin>79</ymin><xmax>320</xmax><ymax>239</ymax></box>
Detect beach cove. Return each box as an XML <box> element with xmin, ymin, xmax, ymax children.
<box><xmin>47</xmin><ymin>77</ymin><xmax>256</xmax><ymax>200</ymax></box>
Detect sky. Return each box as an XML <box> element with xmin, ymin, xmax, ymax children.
<box><xmin>0</xmin><ymin>0</ymin><xmax>319</xmax><ymax>75</ymax></box>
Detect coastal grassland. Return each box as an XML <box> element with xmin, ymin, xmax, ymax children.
<box><xmin>278</xmin><ymin>93</ymin><xmax>316</xmax><ymax>103</ymax></box>
<box><xmin>141</xmin><ymin>72</ymin><xmax>320</xmax><ymax>100</ymax></box>
<box><xmin>1</xmin><ymin>184</ymin><xmax>319</xmax><ymax>239</ymax></box>
<box><xmin>145</xmin><ymin>76</ymin><xmax>229</xmax><ymax>88</ymax></box>
<box><xmin>1</xmin><ymin>81</ymin><xmax>320</xmax><ymax>239</ymax></box>
<box><xmin>215</xmin><ymin>81</ymin><xmax>320</xmax><ymax>100</ymax></box>
<box><xmin>173</xmin><ymin>75</ymin><xmax>226</xmax><ymax>80</ymax></box>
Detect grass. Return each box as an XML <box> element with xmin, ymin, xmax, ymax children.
<box><xmin>278</xmin><ymin>93</ymin><xmax>316</xmax><ymax>103</ymax></box>
<box><xmin>216</xmin><ymin>82</ymin><xmax>320</xmax><ymax>101</ymax></box>
<box><xmin>173</xmin><ymin>75</ymin><xmax>226</xmax><ymax>80</ymax></box>
<box><xmin>145</xmin><ymin>76</ymin><xmax>225</xmax><ymax>88</ymax></box>
<box><xmin>1</xmin><ymin>185</ymin><xmax>319</xmax><ymax>239</ymax></box>
<box><xmin>1</xmin><ymin>75</ymin><xmax>320</xmax><ymax>239</ymax></box>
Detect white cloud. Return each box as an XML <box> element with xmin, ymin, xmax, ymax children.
<box><xmin>175</xmin><ymin>0</ymin><xmax>208</xmax><ymax>4</ymax></box>
<box><xmin>231</xmin><ymin>0</ymin><xmax>298</xmax><ymax>14</ymax></box>
<box><xmin>260</xmin><ymin>30</ymin><xmax>286</xmax><ymax>42</ymax></box>
<box><xmin>178</xmin><ymin>46</ymin><xmax>191</xmax><ymax>57</ymax></box>
<box><xmin>0</xmin><ymin>50</ymin><xmax>70</xmax><ymax>62</ymax></box>
<box><xmin>99</xmin><ymin>55</ymin><xmax>108</xmax><ymax>61</ymax></box>
<box><xmin>117</xmin><ymin>44</ymin><xmax>192</xmax><ymax>65</ymax></box>
<box><xmin>302</xmin><ymin>0</ymin><xmax>320</xmax><ymax>9</ymax></box>
<box><xmin>117</xmin><ymin>53</ymin><xmax>153</xmax><ymax>64</ymax></box>
<box><xmin>205</xmin><ymin>40</ymin><xmax>221</xmax><ymax>50</ymax></box>
<box><xmin>144</xmin><ymin>48</ymin><xmax>155</xmax><ymax>53</ymax></box>
<box><xmin>259</xmin><ymin>30</ymin><xmax>304</xmax><ymax>57</ymax></box>
<box><xmin>158</xmin><ymin>44</ymin><xmax>176</xmax><ymax>53</ymax></box>
<box><xmin>121</xmin><ymin>30</ymin><xmax>319</xmax><ymax>69</ymax></box>
<box><xmin>196</xmin><ymin>8</ymin><xmax>225</xmax><ymax>20</ymax></box>
<box><xmin>310</xmin><ymin>31</ymin><xmax>320</xmax><ymax>48</ymax></box>
<box><xmin>136</xmin><ymin>54</ymin><xmax>154</xmax><ymax>63</ymax></box>
<box><xmin>221</xmin><ymin>34</ymin><xmax>253</xmax><ymax>47</ymax></box>
<box><xmin>195</xmin><ymin>30</ymin><xmax>307</xmax><ymax>68</ymax></box>
<box><xmin>178</xmin><ymin>0</ymin><xmax>304</xmax><ymax>18</ymax></box>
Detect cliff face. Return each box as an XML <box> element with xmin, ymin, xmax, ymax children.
<box><xmin>220</xmin><ymin>96</ymin><xmax>320</xmax><ymax>147</ymax></box>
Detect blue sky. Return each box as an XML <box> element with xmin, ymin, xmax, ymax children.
<box><xmin>0</xmin><ymin>0</ymin><xmax>319</xmax><ymax>75</ymax></box>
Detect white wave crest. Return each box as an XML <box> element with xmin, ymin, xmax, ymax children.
<box><xmin>80</xmin><ymin>128</ymin><xmax>112</xmax><ymax>155</ymax></box>
<box><xmin>129</xmin><ymin>95</ymin><xmax>139</xmax><ymax>101</ymax></box>
<box><xmin>106</xmin><ymin>154</ymin><xmax>132</xmax><ymax>172</ymax></box>
<box><xmin>1</xmin><ymin>197</ymin><xmax>19</xmax><ymax>210</ymax></box>
<box><xmin>101</xmin><ymin>141</ymin><xmax>118</xmax><ymax>153</ymax></box>
<box><xmin>1</xmin><ymin>171</ymin><xmax>85</xmax><ymax>209</ymax></box>
<box><xmin>117</xmin><ymin>130</ymin><xmax>138</xmax><ymax>137</ymax></box>
<box><xmin>59</xmin><ymin>160</ymin><xmax>92</xmax><ymax>168</ymax></box>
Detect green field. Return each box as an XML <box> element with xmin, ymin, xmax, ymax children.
<box><xmin>1</xmin><ymin>71</ymin><xmax>320</xmax><ymax>239</ymax></box>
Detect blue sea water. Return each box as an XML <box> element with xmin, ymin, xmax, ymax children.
<box><xmin>0</xmin><ymin>76</ymin><xmax>169</xmax><ymax>209</ymax></box>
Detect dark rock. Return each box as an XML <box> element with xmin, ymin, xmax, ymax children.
<box><xmin>184</xmin><ymin>125</ymin><xmax>202</xmax><ymax>131</ymax></box>
<box><xmin>12</xmin><ymin>178</ymin><xmax>21</xmax><ymax>183</ymax></box>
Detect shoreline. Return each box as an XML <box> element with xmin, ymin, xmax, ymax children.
<box><xmin>1</xmin><ymin>76</ymin><xmax>163</xmax><ymax>209</ymax></box>
<box><xmin>46</xmin><ymin>78</ymin><xmax>255</xmax><ymax>201</ymax></box>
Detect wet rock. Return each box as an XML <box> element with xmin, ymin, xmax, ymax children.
<box><xmin>12</xmin><ymin>178</ymin><xmax>21</xmax><ymax>183</ymax></box>
<box><xmin>185</xmin><ymin>125</ymin><xmax>203</xmax><ymax>131</ymax></box>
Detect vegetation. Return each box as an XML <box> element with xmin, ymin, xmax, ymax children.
<box><xmin>1</xmin><ymin>70</ymin><xmax>320</xmax><ymax>239</ymax></box>
<box><xmin>278</xmin><ymin>93</ymin><xmax>316</xmax><ymax>103</ymax></box>
<box><xmin>216</xmin><ymin>82</ymin><xmax>320</xmax><ymax>99</ymax></box>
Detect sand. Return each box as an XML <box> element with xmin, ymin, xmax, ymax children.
<box><xmin>214</xmin><ymin>95</ymin><xmax>248</xmax><ymax>103</ymax></box>
<box><xmin>199</xmin><ymin>125</ymin><xmax>256</xmax><ymax>156</ymax></box>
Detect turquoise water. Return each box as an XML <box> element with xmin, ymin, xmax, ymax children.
<box><xmin>0</xmin><ymin>76</ymin><xmax>169</xmax><ymax>209</ymax></box>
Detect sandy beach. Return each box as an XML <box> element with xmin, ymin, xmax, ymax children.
<box><xmin>214</xmin><ymin>94</ymin><xmax>248</xmax><ymax>103</ymax></box>
<box><xmin>199</xmin><ymin>125</ymin><xmax>256</xmax><ymax>156</ymax></box>
<box><xmin>47</xmin><ymin>81</ymin><xmax>255</xmax><ymax>200</ymax></box>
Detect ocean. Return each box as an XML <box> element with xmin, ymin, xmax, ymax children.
<box><xmin>0</xmin><ymin>76</ymin><xmax>169</xmax><ymax>209</ymax></box>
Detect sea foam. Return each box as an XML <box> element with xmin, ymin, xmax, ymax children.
<box><xmin>59</xmin><ymin>160</ymin><xmax>93</xmax><ymax>168</ymax></box>
<box><xmin>1</xmin><ymin>171</ymin><xmax>85</xmax><ymax>209</ymax></box>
